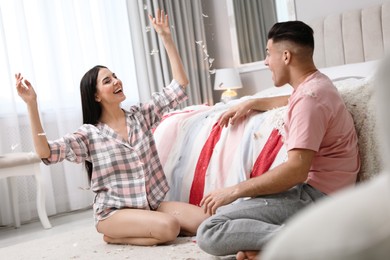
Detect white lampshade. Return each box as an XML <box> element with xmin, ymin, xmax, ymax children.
<box><xmin>213</xmin><ymin>68</ymin><xmax>243</xmax><ymax>90</ymax></box>
<box><xmin>213</xmin><ymin>68</ymin><xmax>242</xmax><ymax>103</ymax></box>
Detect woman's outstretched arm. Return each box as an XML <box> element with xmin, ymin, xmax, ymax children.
<box><xmin>149</xmin><ymin>9</ymin><xmax>189</xmax><ymax>88</ymax></box>
<box><xmin>15</xmin><ymin>73</ymin><xmax>50</xmax><ymax>158</ymax></box>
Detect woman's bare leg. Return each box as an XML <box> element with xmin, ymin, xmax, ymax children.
<box><xmin>157</xmin><ymin>201</ymin><xmax>210</xmax><ymax>236</ymax></box>
<box><xmin>96</xmin><ymin>208</ymin><xmax>180</xmax><ymax>246</ymax></box>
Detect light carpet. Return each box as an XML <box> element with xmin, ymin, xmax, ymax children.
<box><xmin>0</xmin><ymin>225</ymin><xmax>234</xmax><ymax>260</ymax></box>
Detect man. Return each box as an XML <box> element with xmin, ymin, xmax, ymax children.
<box><xmin>261</xmin><ymin>56</ymin><xmax>390</xmax><ymax>260</ymax></box>
<box><xmin>196</xmin><ymin>21</ymin><xmax>360</xmax><ymax>260</ymax></box>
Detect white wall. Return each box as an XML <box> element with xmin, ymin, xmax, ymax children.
<box><xmin>203</xmin><ymin>0</ymin><xmax>389</xmax><ymax>97</ymax></box>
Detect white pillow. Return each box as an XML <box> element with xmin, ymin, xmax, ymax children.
<box><xmin>253</xmin><ymin>84</ymin><xmax>292</xmax><ymax>98</ymax></box>
<box><xmin>319</xmin><ymin>60</ymin><xmax>380</xmax><ymax>80</ymax></box>
<box><xmin>252</xmin><ymin>60</ymin><xmax>380</xmax><ymax>99</ymax></box>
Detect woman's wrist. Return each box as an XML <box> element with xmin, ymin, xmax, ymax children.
<box><xmin>26</xmin><ymin>100</ymin><xmax>38</xmax><ymax>109</ymax></box>
<box><xmin>160</xmin><ymin>33</ymin><xmax>173</xmax><ymax>43</ymax></box>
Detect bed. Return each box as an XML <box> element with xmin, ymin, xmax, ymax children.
<box><xmin>154</xmin><ymin>2</ymin><xmax>390</xmax><ymax>204</ymax></box>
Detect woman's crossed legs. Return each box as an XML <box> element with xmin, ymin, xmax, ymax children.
<box><xmin>96</xmin><ymin>201</ymin><xmax>209</xmax><ymax>246</ymax></box>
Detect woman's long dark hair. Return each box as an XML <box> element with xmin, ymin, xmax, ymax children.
<box><xmin>80</xmin><ymin>65</ymin><xmax>106</xmax><ymax>182</ymax></box>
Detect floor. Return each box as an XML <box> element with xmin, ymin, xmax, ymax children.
<box><xmin>0</xmin><ymin>208</ymin><xmax>93</xmax><ymax>249</ymax></box>
<box><xmin>0</xmin><ymin>209</ymin><xmax>223</xmax><ymax>260</ymax></box>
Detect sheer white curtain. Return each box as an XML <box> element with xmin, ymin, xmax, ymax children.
<box><xmin>0</xmin><ymin>0</ymin><xmax>138</xmax><ymax>225</ymax></box>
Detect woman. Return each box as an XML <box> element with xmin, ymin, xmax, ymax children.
<box><xmin>16</xmin><ymin>9</ymin><xmax>209</xmax><ymax>246</ymax></box>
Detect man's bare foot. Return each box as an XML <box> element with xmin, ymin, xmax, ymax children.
<box><xmin>236</xmin><ymin>250</ymin><xmax>260</xmax><ymax>260</ymax></box>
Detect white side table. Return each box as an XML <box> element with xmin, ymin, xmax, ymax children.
<box><xmin>0</xmin><ymin>152</ymin><xmax>52</xmax><ymax>229</ymax></box>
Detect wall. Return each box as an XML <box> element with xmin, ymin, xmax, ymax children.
<box><xmin>203</xmin><ymin>0</ymin><xmax>389</xmax><ymax>98</ymax></box>
<box><xmin>295</xmin><ymin>0</ymin><xmax>387</xmax><ymax>21</ymax></box>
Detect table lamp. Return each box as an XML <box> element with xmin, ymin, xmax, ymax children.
<box><xmin>214</xmin><ymin>68</ymin><xmax>243</xmax><ymax>103</ymax></box>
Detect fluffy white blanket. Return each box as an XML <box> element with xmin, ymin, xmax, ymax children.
<box><xmin>334</xmin><ymin>77</ymin><xmax>382</xmax><ymax>181</ymax></box>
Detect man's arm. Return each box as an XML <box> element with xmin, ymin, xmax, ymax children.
<box><xmin>200</xmin><ymin>148</ymin><xmax>315</xmax><ymax>215</ymax></box>
<box><xmin>219</xmin><ymin>95</ymin><xmax>289</xmax><ymax>127</ymax></box>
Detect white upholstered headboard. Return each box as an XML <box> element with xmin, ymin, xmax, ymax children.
<box><xmin>308</xmin><ymin>2</ymin><xmax>390</xmax><ymax>68</ymax></box>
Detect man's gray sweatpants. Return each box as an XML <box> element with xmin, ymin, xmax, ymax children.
<box><xmin>196</xmin><ymin>183</ymin><xmax>325</xmax><ymax>256</ymax></box>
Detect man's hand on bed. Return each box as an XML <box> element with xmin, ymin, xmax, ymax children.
<box><xmin>200</xmin><ymin>186</ymin><xmax>238</xmax><ymax>215</ymax></box>
<box><xmin>219</xmin><ymin>99</ymin><xmax>255</xmax><ymax>127</ymax></box>
<box><xmin>218</xmin><ymin>96</ymin><xmax>289</xmax><ymax>127</ymax></box>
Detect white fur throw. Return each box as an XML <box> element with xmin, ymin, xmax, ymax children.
<box><xmin>334</xmin><ymin>77</ymin><xmax>382</xmax><ymax>182</ymax></box>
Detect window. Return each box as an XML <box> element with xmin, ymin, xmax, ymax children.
<box><xmin>0</xmin><ymin>0</ymin><xmax>138</xmax><ymax>115</ymax></box>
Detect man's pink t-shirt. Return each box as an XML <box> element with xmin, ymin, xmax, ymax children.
<box><xmin>284</xmin><ymin>71</ymin><xmax>360</xmax><ymax>195</ymax></box>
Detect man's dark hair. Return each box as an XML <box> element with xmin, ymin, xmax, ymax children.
<box><xmin>267</xmin><ymin>21</ymin><xmax>314</xmax><ymax>50</ymax></box>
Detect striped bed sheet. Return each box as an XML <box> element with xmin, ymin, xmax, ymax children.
<box><xmin>154</xmin><ymin>86</ymin><xmax>292</xmax><ymax>205</ymax></box>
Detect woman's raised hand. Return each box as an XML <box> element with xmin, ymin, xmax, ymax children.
<box><xmin>148</xmin><ymin>8</ymin><xmax>171</xmax><ymax>38</ymax></box>
<box><xmin>148</xmin><ymin>8</ymin><xmax>189</xmax><ymax>87</ymax></box>
<box><xmin>15</xmin><ymin>73</ymin><xmax>37</xmax><ymax>104</ymax></box>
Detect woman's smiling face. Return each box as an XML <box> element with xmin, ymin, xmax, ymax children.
<box><xmin>95</xmin><ymin>68</ymin><xmax>126</xmax><ymax>105</ymax></box>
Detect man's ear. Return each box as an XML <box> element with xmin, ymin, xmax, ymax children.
<box><xmin>283</xmin><ymin>50</ymin><xmax>291</xmax><ymax>64</ymax></box>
